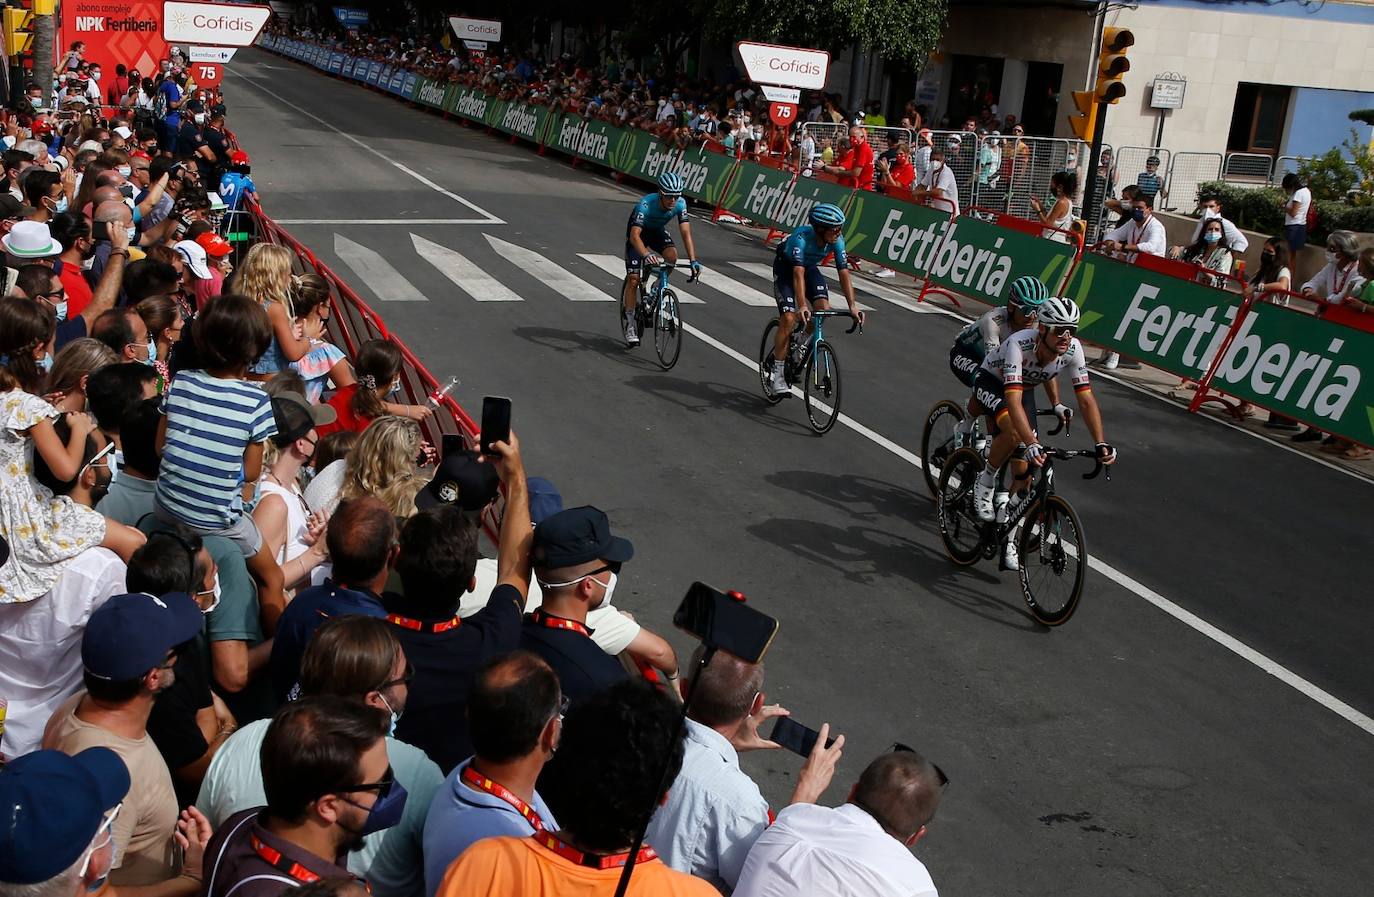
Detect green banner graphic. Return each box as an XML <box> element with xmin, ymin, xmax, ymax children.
<box><xmin>921</xmin><ymin>214</ymin><xmax>1075</xmax><ymax>305</ymax></box>
<box><xmin>490</xmin><ymin>101</ymin><xmax>549</xmax><ymax>144</ymax></box>
<box><xmin>615</xmin><ymin>137</ymin><xmax>734</xmax><ymax>204</ymax></box>
<box><xmin>781</xmin><ymin>176</ymin><xmax>857</xmax><ymax>230</ymax></box>
<box><xmin>413</xmin><ymin>77</ymin><xmax>447</xmax><ymax>109</ymax></box>
<box><xmin>547</xmin><ymin>115</ymin><xmax>637</xmax><ymax>169</ymax></box>
<box><xmin>451</xmin><ymin>87</ymin><xmax>493</xmax><ymax>124</ymax></box>
<box><xmin>717</xmin><ymin>159</ymin><xmax>799</xmax><ymax>230</ymax></box>
<box><xmin>841</xmin><ymin>192</ymin><xmax>949</xmax><ymax>278</ymax></box>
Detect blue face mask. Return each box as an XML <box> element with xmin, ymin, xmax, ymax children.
<box><xmin>343</xmin><ymin>777</ymin><xmax>408</xmax><ymax>837</ymax></box>
<box><xmin>38</xmin><ymin>352</ymin><xmax>53</xmax><ymax>372</ymax></box>
<box><xmin>54</xmin><ymin>195</ymin><xmax>69</xmax><ymax>214</ymax></box>
<box><xmin>1131</xmin><ymin>208</ymin><xmax>1146</xmax><ymax>222</ymax></box>
<box><xmin>1203</xmin><ymin>231</ymin><xmax>1221</xmax><ymax>244</ymax></box>
<box><xmin>53</xmin><ymin>300</ymin><xmax>68</xmax><ymax>323</ymax></box>
<box><xmin>142</xmin><ymin>338</ymin><xmax>157</xmax><ymax>365</ymax></box>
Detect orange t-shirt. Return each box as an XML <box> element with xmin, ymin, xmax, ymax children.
<box><xmin>437</xmin><ymin>835</ymin><xmax>718</xmax><ymax>897</ymax></box>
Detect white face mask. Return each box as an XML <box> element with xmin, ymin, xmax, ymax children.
<box><xmin>199</xmin><ymin>572</ymin><xmax>222</xmax><ymax>615</ymax></box>
<box><xmin>117</xmin><ymin>165</ymin><xmax>131</xmax><ymax>178</ymax></box>
<box><xmin>1202</xmin><ymin>207</ymin><xmax>1220</xmax><ymax>219</ymax></box>
<box><xmin>1326</xmin><ymin>250</ymin><xmax>1338</xmax><ymax>265</ymax></box>
<box><xmin>540</xmin><ymin>569</ymin><xmax>618</xmax><ymax>610</ymax></box>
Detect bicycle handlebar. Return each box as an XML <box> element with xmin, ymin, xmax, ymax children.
<box><xmin>810</xmin><ymin>309</ymin><xmax>863</xmax><ymax>334</ymax></box>
<box><xmin>1045</xmin><ymin>447</ymin><xmax>1110</xmax><ymax>481</ymax></box>
<box><xmin>1036</xmin><ymin>408</ymin><xmax>1070</xmax><ymax>438</ymax></box>
<box><xmin>639</xmin><ymin>260</ymin><xmax>699</xmax><ymax>282</ymax></box>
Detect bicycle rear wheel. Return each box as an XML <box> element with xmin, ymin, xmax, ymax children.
<box><xmin>1017</xmin><ymin>494</ymin><xmax>1087</xmax><ymax>625</ymax></box>
<box><xmin>936</xmin><ymin>447</ymin><xmax>986</xmax><ymax>566</ymax></box>
<box><xmin>654</xmin><ymin>290</ymin><xmax>683</xmax><ymax>369</ymax></box>
<box><xmin>920</xmin><ymin>400</ymin><xmax>965</xmax><ymax>499</ymax></box>
<box><xmin>803</xmin><ymin>340</ymin><xmax>841</xmax><ymax>434</ymax></box>
<box><xmin>757</xmin><ymin>321</ymin><xmax>785</xmax><ymax>405</ymax></box>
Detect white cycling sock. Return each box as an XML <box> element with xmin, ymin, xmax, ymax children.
<box><xmin>978</xmin><ymin>463</ymin><xmax>997</xmax><ymax>485</ymax></box>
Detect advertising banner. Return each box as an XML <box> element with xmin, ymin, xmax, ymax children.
<box><xmin>736</xmin><ymin>41</ymin><xmax>830</xmax><ymax>90</ymax></box>
<box><xmin>190</xmin><ymin>46</ymin><xmax>236</xmax><ymax>63</ymax></box>
<box><xmin>921</xmin><ymin>213</ymin><xmax>1076</xmax><ymax>306</ymax></box>
<box><xmin>163</xmin><ymin>1</ymin><xmax>271</xmax><ymax>47</ymax></box>
<box><xmin>412</xmin><ymin>77</ymin><xmax>446</xmax><ymax>109</ymax></box>
<box><xmin>716</xmin><ymin>159</ymin><xmax>801</xmax><ymax>230</ymax></box>
<box><xmin>490</xmin><ymin>101</ymin><xmax>549</xmax><ymax>144</ymax></box>
<box><xmin>60</xmin><ymin>0</ymin><xmax>168</xmax><ymax>85</ymax></box>
<box><xmin>449</xmin><ymin>17</ymin><xmax>501</xmax><ymax>43</ymax></box>
<box><xmin>332</xmin><ymin>6</ymin><xmax>369</xmax><ymax>27</ymax></box>
<box><xmin>546</xmin><ymin>115</ymin><xmax>637</xmax><ymax>169</ymax></box>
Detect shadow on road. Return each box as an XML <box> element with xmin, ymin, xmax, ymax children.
<box><xmin>622</xmin><ymin>376</ymin><xmax>814</xmax><ymax>436</ymax></box>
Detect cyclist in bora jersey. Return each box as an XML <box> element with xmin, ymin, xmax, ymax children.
<box><xmin>766</xmin><ymin>203</ymin><xmax>866</xmax><ymax>396</ymax></box>
<box><xmin>968</xmin><ymin>297</ymin><xmax>1117</xmax><ymax>567</ymax></box>
<box><xmin>623</xmin><ymin>171</ymin><xmax>701</xmax><ymax>346</ymax></box>
<box><xmin>950</xmin><ymin>275</ymin><xmax>1075</xmax><ymax>447</ymax></box>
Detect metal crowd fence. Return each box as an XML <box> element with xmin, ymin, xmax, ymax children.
<box><xmin>1168</xmin><ymin>152</ymin><xmax>1223</xmax><ymax>216</ymax></box>
<box><xmin>1222</xmin><ymin>152</ymin><xmax>1274</xmax><ymax>184</ymax></box>
<box><xmin>1114</xmin><ymin>145</ymin><xmax>1172</xmax><ymax>207</ymax></box>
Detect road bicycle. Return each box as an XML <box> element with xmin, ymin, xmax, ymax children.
<box><xmin>935</xmin><ymin>428</ymin><xmax>1108</xmax><ymax>626</ymax></box>
<box><xmin>620</xmin><ymin>260</ymin><xmax>696</xmax><ymax>369</ymax></box>
<box><xmin>920</xmin><ymin>399</ymin><xmax>1073</xmax><ymax>499</ymax></box>
<box><xmin>756</xmin><ymin>310</ymin><xmax>861</xmax><ymax>435</ymax></box>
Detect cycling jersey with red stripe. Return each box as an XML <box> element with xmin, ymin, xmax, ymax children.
<box><xmin>980</xmin><ymin>327</ymin><xmax>1091</xmax><ymax>391</ymax></box>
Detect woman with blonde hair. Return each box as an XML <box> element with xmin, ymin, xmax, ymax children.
<box><xmin>238</xmin><ymin>243</ymin><xmax>315</xmax><ymax>380</ymax></box>
<box><xmin>43</xmin><ymin>338</ymin><xmax>118</xmax><ymax>413</ymax></box>
<box><xmin>340</xmin><ymin>416</ymin><xmax>430</xmax><ymax>519</ymax></box>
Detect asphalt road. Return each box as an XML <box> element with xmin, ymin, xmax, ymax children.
<box><xmin>227</xmin><ymin>49</ymin><xmax>1373</xmax><ymax>897</ymax></box>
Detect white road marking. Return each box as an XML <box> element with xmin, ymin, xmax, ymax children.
<box><xmin>730</xmin><ymin>261</ymin><xmax>874</xmax><ymax>312</ymax></box>
<box><xmin>678</xmin><ymin>316</ymin><xmax>1374</xmax><ymax>737</ymax></box>
<box><xmin>484</xmin><ymin>235</ymin><xmax>615</xmax><ymax>302</ymax></box>
<box><xmin>276</xmin><ymin>219</ymin><xmax>499</xmax><ymax>225</ymax></box>
<box><xmin>226</xmin><ymin>69</ymin><xmax>506</xmax><ymax>225</ymax></box>
<box><xmin>691</xmin><ymin>267</ymin><xmax>776</xmax><ymax>307</ymax></box>
<box><xmin>333</xmin><ymin>234</ymin><xmax>427</xmax><ymax>302</ymax></box>
<box><xmin>821</xmin><ymin>266</ymin><xmax>940</xmax><ymax>314</ymax></box>
<box><xmin>578</xmin><ymin>254</ymin><xmax>704</xmax><ymax>303</ymax></box>
<box><xmin>412</xmin><ymin>234</ymin><xmax>523</xmax><ymax>302</ymax></box>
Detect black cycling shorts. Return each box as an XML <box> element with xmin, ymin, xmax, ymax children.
<box><xmin>625</xmin><ymin>229</ymin><xmax>674</xmax><ymax>273</ymax></box>
<box><xmin>772</xmin><ymin>260</ymin><xmax>829</xmax><ymax>313</ymax></box>
<box><xmin>949</xmin><ymin>341</ymin><xmax>985</xmax><ymax>389</ymax></box>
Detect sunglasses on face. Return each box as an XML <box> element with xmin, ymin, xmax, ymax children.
<box><xmin>341</xmin><ymin>765</ymin><xmax>396</xmax><ymax>797</ymax></box>
<box><xmin>1047</xmin><ymin>325</ymin><xmax>1077</xmax><ymax>337</ymax></box>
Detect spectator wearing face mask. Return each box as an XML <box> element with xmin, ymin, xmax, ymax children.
<box><xmin>198</xmin><ymin>616</ymin><xmax>443</xmax><ymax>897</ymax></box>
<box><xmin>200</xmin><ymin>696</ymin><xmax>401</xmax><ymax>897</ymax></box>
<box><xmin>317</xmin><ymin>339</ymin><xmax>431</xmax><ymax>436</ymax></box>
<box><xmin>1178</xmin><ymin>217</ymin><xmax>1233</xmax><ymax>288</ymax></box>
<box><xmin>42</xmin><ymin>591</ymin><xmax>213</xmax><ymax>893</ymax></box>
<box><xmin>0</xmin><ymin>747</ymin><xmax>132</xmax><ymax>897</ymax></box>
<box><xmin>913</xmin><ymin>147</ymin><xmax>960</xmax><ymax>216</ymax></box>
<box><xmin>1179</xmin><ymin>193</ymin><xmax>1248</xmax><ymax>254</ymax></box>
<box><xmin>1101</xmin><ymin>191</ymin><xmax>1165</xmax><ymax>260</ymax></box>
<box><xmin>178</xmin><ymin>100</ymin><xmax>217</xmax><ymax>183</ymax></box>
<box><xmin>823</xmin><ymin>126</ymin><xmax>874</xmax><ymax>190</ymax></box>
<box><xmin>0</xmin><ymin>414</ymin><xmax>126</xmax><ymax>758</ymax></box>
<box><xmin>91</xmin><ymin>307</ymin><xmax>156</xmax><ymax>367</ymax></box>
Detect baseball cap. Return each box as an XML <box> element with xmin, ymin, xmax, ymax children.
<box><xmin>527</xmin><ymin>477</ymin><xmax>562</xmax><ymax>525</ymax></box>
<box><xmin>81</xmin><ymin>592</ymin><xmax>204</xmax><ymax>681</ymax></box>
<box><xmin>195</xmin><ymin>231</ymin><xmax>232</xmax><ymax>258</ymax></box>
<box><xmin>173</xmin><ymin>239</ymin><xmax>211</xmax><ymax>279</ymax></box>
<box><xmin>112</xmin><ymin>125</ymin><xmax>133</xmax><ymax>140</ymax></box>
<box><xmin>270</xmin><ymin>392</ymin><xmax>336</xmax><ymax>446</ymax></box>
<box><xmin>416</xmin><ymin>449</ymin><xmax>499</xmax><ymax>512</ymax></box>
<box><xmin>531</xmin><ymin>506</ymin><xmax>633</xmax><ymax>569</ymax></box>
<box><xmin>2</xmin><ymin>221</ymin><xmax>60</xmax><ymax>258</ymax></box>
<box><xmin>0</xmin><ymin>748</ymin><xmax>130</xmax><ymax>884</ymax></box>
<box><xmin>230</xmin><ymin>150</ymin><xmax>250</xmax><ymax>165</ymax></box>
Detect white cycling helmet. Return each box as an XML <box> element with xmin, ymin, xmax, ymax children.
<box><xmin>1037</xmin><ymin>296</ymin><xmax>1081</xmax><ymax>329</ymax></box>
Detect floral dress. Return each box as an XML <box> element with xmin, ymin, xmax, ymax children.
<box><xmin>0</xmin><ymin>390</ymin><xmax>107</xmax><ymax>604</ymax></box>
<box><xmin>289</xmin><ymin>340</ymin><xmax>348</xmax><ymax>403</ymax></box>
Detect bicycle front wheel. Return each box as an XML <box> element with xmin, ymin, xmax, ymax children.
<box><xmin>936</xmin><ymin>447</ymin><xmax>985</xmax><ymax>566</ymax></box>
<box><xmin>653</xmin><ymin>290</ymin><xmax>683</xmax><ymax>369</ymax></box>
<box><xmin>1017</xmin><ymin>493</ymin><xmax>1087</xmax><ymax>625</ymax></box>
<box><xmin>803</xmin><ymin>340</ymin><xmax>841</xmax><ymax>434</ymax></box>
<box><xmin>757</xmin><ymin>320</ymin><xmax>784</xmax><ymax>405</ymax></box>
<box><xmin>920</xmin><ymin>400</ymin><xmax>965</xmax><ymax>499</ymax></box>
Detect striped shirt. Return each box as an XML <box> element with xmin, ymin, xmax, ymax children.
<box><xmin>156</xmin><ymin>371</ymin><xmax>276</xmax><ymax>529</ymax></box>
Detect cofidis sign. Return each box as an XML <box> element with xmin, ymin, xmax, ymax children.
<box><xmin>164</xmin><ymin>1</ymin><xmax>272</xmax><ymax>47</ymax></box>
<box><xmin>736</xmin><ymin>42</ymin><xmax>829</xmax><ymax>91</ymax></box>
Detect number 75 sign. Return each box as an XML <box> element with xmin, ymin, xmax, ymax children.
<box><xmin>193</xmin><ymin>63</ymin><xmax>223</xmax><ymax>89</ymax></box>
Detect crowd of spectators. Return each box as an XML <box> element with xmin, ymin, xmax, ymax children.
<box><xmin>0</xmin><ymin>37</ymin><xmax>948</xmax><ymax>897</ymax></box>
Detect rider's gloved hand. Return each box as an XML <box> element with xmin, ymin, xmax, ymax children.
<box><xmin>1053</xmin><ymin>402</ymin><xmax>1073</xmax><ymax>425</ymax></box>
<box><xmin>689</xmin><ymin>259</ymin><xmax>702</xmax><ymax>280</ymax></box>
<box><xmin>643</xmin><ymin>253</ymin><xmax>662</xmax><ymax>268</ymax></box>
<box><xmin>1095</xmin><ymin>442</ymin><xmax>1117</xmax><ymax>465</ymax></box>
<box><xmin>1023</xmin><ymin>442</ymin><xmax>1047</xmax><ymax>467</ymax></box>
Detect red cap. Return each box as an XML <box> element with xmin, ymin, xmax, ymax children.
<box><xmin>230</xmin><ymin>150</ymin><xmax>250</xmax><ymax>165</ymax></box>
<box><xmin>195</xmin><ymin>232</ymin><xmax>232</xmax><ymax>257</ymax></box>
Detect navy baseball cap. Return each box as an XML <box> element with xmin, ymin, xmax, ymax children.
<box><xmin>81</xmin><ymin>592</ymin><xmax>204</xmax><ymax>681</ymax></box>
<box><xmin>531</xmin><ymin>506</ymin><xmax>633</xmax><ymax>569</ymax></box>
<box><xmin>0</xmin><ymin>748</ymin><xmax>130</xmax><ymax>884</ymax></box>
<box><xmin>527</xmin><ymin>477</ymin><xmax>562</xmax><ymax>526</ymax></box>
<box><xmin>416</xmin><ymin>449</ymin><xmax>500</xmax><ymax>512</ymax></box>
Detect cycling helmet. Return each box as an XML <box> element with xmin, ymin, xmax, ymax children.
<box><xmin>1007</xmin><ymin>275</ymin><xmax>1049</xmax><ymax>309</ymax></box>
<box><xmin>1037</xmin><ymin>296</ymin><xmax>1082</xmax><ymax>328</ymax></box>
<box><xmin>809</xmin><ymin>203</ymin><xmax>846</xmax><ymax>229</ymax></box>
<box><xmin>658</xmin><ymin>172</ymin><xmax>685</xmax><ymax>196</ymax></box>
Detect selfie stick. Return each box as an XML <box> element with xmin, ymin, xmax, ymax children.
<box><xmin>612</xmin><ymin>644</ymin><xmax>717</xmax><ymax>897</ymax></box>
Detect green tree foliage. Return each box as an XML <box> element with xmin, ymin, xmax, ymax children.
<box><xmin>704</xmin><ymin>0</ymin><xmax>949</xmax><ymax>69</ymax></box>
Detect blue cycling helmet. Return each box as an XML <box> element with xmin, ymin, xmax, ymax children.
<box><xmin>658</xmin><ymin>172</ymin><xmax>685</xmax><ymax>196</ymax></box>
<box><xmin>809</xmin><ymin>203</ymin><xmax>846</xmax><ymax>229</ymax></box>
<box><xmin>1007</xmin><ymin>275</ymin><xmax>1049</xmax><ymax>309</ymax></box>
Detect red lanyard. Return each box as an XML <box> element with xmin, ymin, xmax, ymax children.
<box><xmin>387</xmin><ymin>613</ymin><xmax>461</xmax><ymax>633</ymax></box>
<box><xmin>528</xmin><ymin>609</ymin><xmax>590</xmax><ymax>637</ymax></box>
<box><xmin>461</xmin><ymin>766</ymin><xmax>545</xmax><ymax>832</ymax></box>
<box><xmin>1333</xmin><ymin>262</ymin><xmax>1355</xmax><ymax>295</ymax></box>
<box><xmin>531</xmin><ymin>831</ymin><xmax>658</xmax><ymax>870</ymax></box>
<box><xmin>250</xmin><ymin>833</ymin><xmax>322</xmax><ymax>885</ymax></box>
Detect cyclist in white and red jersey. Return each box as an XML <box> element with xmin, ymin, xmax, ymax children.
<box><xmin>967</xmin><ymin>296</ymin><xmax>1117</xmax><ymax>567</ymax></box>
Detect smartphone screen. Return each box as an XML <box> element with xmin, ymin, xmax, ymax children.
<box><xmin>480</xmin><ymin>396</ymin><xmax>511</xmax><ymax>455</ymax></box>
<box><xmin>441</xmin><ymin>434</ymin><xmax>466</xmax><ymax>459</ymax></box>
<box><xmin>770</xmin><ymin>716</ymin><xmax>835</xmax><ymax>757</ymax></box>
<box><xmin>672</xmin><ymin>582</ymin><xmax>778</xmax><ymax>664</ymax></box>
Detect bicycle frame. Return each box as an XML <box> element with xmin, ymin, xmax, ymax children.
<box><xmin>788</xmin><ymin>309</ymin><xmax>859</xmax><ymax>368</ymax></box>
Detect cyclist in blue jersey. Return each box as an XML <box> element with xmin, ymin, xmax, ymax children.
<box><xmin>622</xmin><ymin>171</ymin><xmax>700</xmax><ymax>346</ymax></box>
<box><xmin>766</xmin><ymin>203</ymin><xmax>865</xmax><ymax>396</ymax></box>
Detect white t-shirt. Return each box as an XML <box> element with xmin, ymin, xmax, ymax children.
<box><xmin>1284</xmin><ymin>187</ymin><xmax>1311</xmax><ymax>226</ymax></box>
<box><xmin>918</xmin><ymin>163</ymin><xmax>960</xmax><ymax>216</ymax></box>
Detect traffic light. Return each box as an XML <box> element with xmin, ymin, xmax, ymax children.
<box><xmin>1067</xmin><ymin>90</ymin><xmax>1097</xmax><ymax>141</ymax></box>
<box><xmin>2</xmin><ymin>8</ymin><xmax>34</xmax><ymax>57</ymax></box>
<box><xmin>1096</xmin><ymin>27</ymin><xmax>1134</xmax><ymax>104</ymax></box>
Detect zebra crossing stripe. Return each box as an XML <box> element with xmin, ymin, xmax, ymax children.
<box><xmin>412</xmin><ymin>234</ymin><xmax>523</xmax><ymax>301</ymax></box>
<box><xmin>484</xmin><ymin>235</ymin><xmax>615</xmax><ymax>302</ymax></box>
<box><xmin>333</xmin><ymin>234</ymin><xmax>428</xmax><ymax>302</ymax></box>
<box><xmin>577</xmin><ymin>254</ymin><xmax>704</xmax><ymax>304</ymax></box>
<box><xmin>729</xmin><ymin>262</ymin><xmax>874</xmax><ymax>313</ymax></box>
<box><xmin>690</xmin><ymin>267</ymin><xmax>775</xmax><ymax>307</ymax></box>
